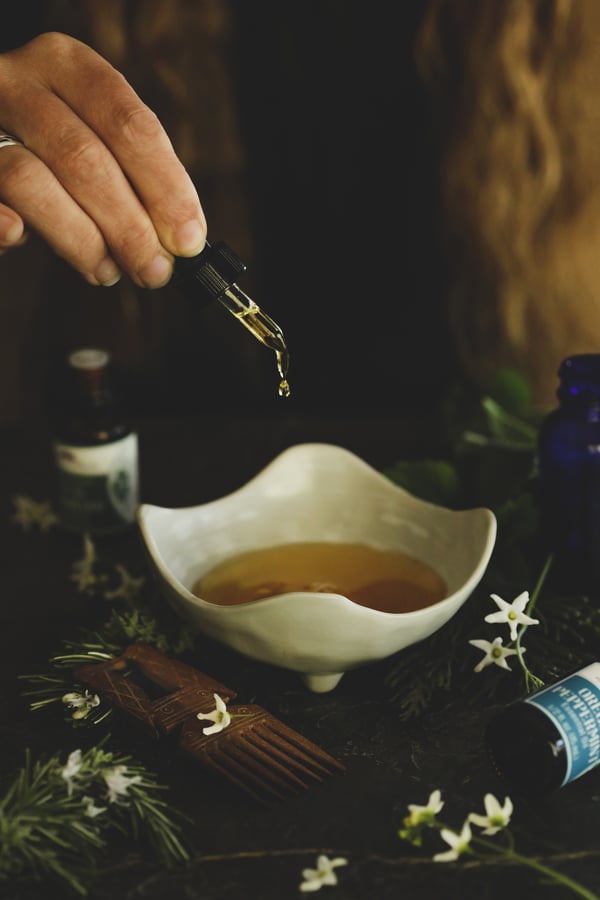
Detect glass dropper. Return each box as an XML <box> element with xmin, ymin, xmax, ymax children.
<box><xmin>172</xmin><ymin>240</ymin><xmax>291</xmax><ymax>398</ymax></box>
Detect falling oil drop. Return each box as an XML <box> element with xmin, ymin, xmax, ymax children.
<box><xmin>276</xmin><ymin>348</ymin><xmax>291</xmax><ymax>398</ymax></box>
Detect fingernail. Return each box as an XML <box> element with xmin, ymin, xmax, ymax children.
<box><xmin>175</xmin><ymin>219</ymin><xmax>206</xmax><ymax>256</ymax></box>
<box><xmin>139</xmin><ymin>254</ymin><xmax>173</xmax><ymax>288</ymax></box>
<box><xmin>0</xmin><ymin>211</ymin><xmax>22</xmax><ymax>245</ymax></box>
<box><xmin>95</xmin><ymin>257</ymin><xmax>122</xmax><ymax>287</ymax></box>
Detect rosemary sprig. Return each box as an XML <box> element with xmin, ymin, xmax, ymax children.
<box><xmin>0</xmin><ymin>749</ymin><xmax>106</xmax><ymax>895</ymax></box>
<box><xmin>0</xmin><ymin>744</ymin><xmax>190</xmax><ymax>896</ymax></box>
<box><xmin>20</xmin><ymin>602</ymin><xmax>194</xmax><ymax>725</ymax></box>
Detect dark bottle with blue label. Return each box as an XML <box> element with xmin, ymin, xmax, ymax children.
<box><xmin>537</xmin><ymin>354</ymin><xmax>600</xmax><ymax>591</ymax></box>
<box><xmin>485</xmin><ymin>663</ymin><xmax>600</xmax><ymax>793</ymax></box>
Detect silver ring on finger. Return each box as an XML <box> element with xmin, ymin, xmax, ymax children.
<box><xmin>0</xmin><ymin>133</ymin><xmax>24</xmax><ymax>149</ymax></box>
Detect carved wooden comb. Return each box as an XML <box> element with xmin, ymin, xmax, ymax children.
<box><xmin>76</xmin><ymin>643</ymin><xmax>345</xmax><ymax>804</ymax></box>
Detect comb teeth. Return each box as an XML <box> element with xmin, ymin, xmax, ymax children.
<box><xmin>76</xmin><ymin>644</ymin><xmax>346</xmax><ymax>804</ymax></box>
<box><xmin>179</xmin><ymin>704</ymin><xmax>345</xmax><ymax>804</ymax></box>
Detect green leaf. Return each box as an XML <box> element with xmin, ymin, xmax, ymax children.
<box><xmin>480</xmin><ymin>397</ymin><xmax>538</xmax><ymax>447</ymax></box>
<box><xmin>486</xmin><ymin>367</ymin><xmax>533</xmax><ymax>415</ymax></box>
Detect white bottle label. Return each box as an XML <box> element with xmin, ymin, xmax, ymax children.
<box><xmin>525</xmin><ymin>662</ymin><xmax>600</xmax><ymax>785</ymax></box>
<box><xmin>54</xmin><ymin>432</ymin><xmax>139</xmax><ymax>533</ymax></box>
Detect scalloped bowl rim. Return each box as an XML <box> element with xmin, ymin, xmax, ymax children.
<box><xmin>137</xmin><ymin>442</ymin><xmax>497</xmax><ymax>690</ymax></box>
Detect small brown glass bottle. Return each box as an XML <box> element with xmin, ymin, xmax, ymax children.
<box><xmin>52</xmin><ymin>348</ymin><xmax>139</xmax><ymax>535</ymax></box>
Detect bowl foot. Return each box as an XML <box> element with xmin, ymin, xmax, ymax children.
<box><xmin>301</xmin><ymin>672</ymin><xmax>344</xmax><ymax>693</ymax></box>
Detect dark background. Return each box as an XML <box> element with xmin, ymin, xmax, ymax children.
<box><xmin>228</xmin><ymin>1</ymin><xmax>452</xmax><ymax>410</ymax></box>
<box><xmin>0</xmin><ymin>1</ymin><xmax>456</xmax><ymax>424</ymax></box>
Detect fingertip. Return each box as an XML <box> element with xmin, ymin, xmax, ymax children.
<box><xmin>137</xmin><ymin>253</ymin><xmax>173</xmax><ymax>288</ymax></box>
<box><xmin>101</xmin><ymin>273</ymin><xmax>122</xmax><ymax>287</ymax></box>
<box><xmin>94</xmin><ymin>257</ymin><xmax>122</xmax><ymax>287</ymax></box>
<box><xmin>0</xmin><ymin>212</ymin><xmax>24</xmax><ymax>246</ymax></box>
<box><xmin>173</xmin><ymin>219</ymin><xmax>207</xmax><ymax>257</ymax></box>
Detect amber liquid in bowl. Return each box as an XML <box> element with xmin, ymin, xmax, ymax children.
<box><xmin>191</xmin><ymin>541</ymin><xmax>447</xmax><ymax>613</ymax></box>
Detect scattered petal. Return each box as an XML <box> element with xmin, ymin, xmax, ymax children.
<box><xmin>484</xmin><ymin>591</ymin><xmax>539</xmax><ymax>641</ymax></box>
<box><xmin>399</xmin><ymin>788</ymin><xmax>445</xmax><ymax>845</ymax></box>
<box><xmin>70</xmin><ymin>534</ymin><xmax>108</xmax><ymax>594</ymax></box>
<box><xmin>299</xmin><ymin>854</ymin><xmax>348</xmax><ymax>892</ymax></box>
<box><xmin>11</xmin><ymin>495</ymin><xmax>59</xmax><ymax>531</ymax></box>
<box><xmin>468</xmin><ymin>793</ymin><xmax>513</xmax><ymax>835</ymax></box>
<box><xmin>433</xmin><ymin>821</ymin><xmax>472</xmax><ymax>862</ymax></box>
<box><xmin>103</xmin><ymin>764</ymin><xmax>142</xmax><ymax>803</ymax></box>
<box><xmin>62</xmin><ymin>690</ymin><xmax>101</xmax><ymax>720</ymax></box>
<box><xmin>82</xmin><ymin>795</ymin><xmax>107</xmax><ymax>818</ymax></box>
<box><xmin>469</xmin><ymin>636</ymin><xmax>521</xmax><ymax>672</ymax></box>
<box><xmin>104</xmin><ymin>564</ymin><xmax>145</xmax><ymax>602</ymax></box>
<box><xmin>61</xmin><ymin>749</ymin><xmax>83</xmax><ymax>795</ymax></box>
<box><xmin>196</xmin><ymin>693</ymin><xmax>231</xmax><ymax>735</ymax></box>
<box><xmin>406</xmin><ymin>789</ymin><xmax>444</xmax><ymax>825</ymax></box>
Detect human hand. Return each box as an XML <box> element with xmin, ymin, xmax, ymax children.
<box><xmin>0</xmin><ymin>32</ymin><xmax>207</xmax><ymax>287</ymax></box>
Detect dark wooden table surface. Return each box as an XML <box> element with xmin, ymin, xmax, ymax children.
<box><xmin>2</xmin><ymin>410</ymin><xmax>600</xmax><ymax>900</ymax></box>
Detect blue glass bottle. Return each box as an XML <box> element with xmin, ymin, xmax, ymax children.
<box><xmin>537</xmin><ymin>354</ymin><xmax>600</xmax><ymax>591</ymax></box>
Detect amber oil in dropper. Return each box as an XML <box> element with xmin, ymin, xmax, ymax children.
<box><xmin>218</xmin><ymin>285</ymin><xmax>291</xmax><ymax>398</ymax></box>
<box><xmin>173</xmin><ymin>241</ymin><xmax>291</xmax><ymax>398</ymax></box>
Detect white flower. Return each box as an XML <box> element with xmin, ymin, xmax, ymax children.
<box><xmin>484</xmin><ymin>591</ymin><xmax>539</xmax><ymax>641</ymax></box>
<box><xmin>468</xmin><ymin>793</ymin><xmax>513</xmax><ymax>835</ymax></box>
<box><xmin>103</xmin><ymin>765</ymin><xmax>142</xmax><ymax>803</ymax></box>
<box><xmin>70</xmin><ymin>534</ymin><xmax>107</xmax><ymax>594</ymax></box>
<box><xmin>82</xmin><ymin>795</ymin><xmax>107</xmax><ymax>818</ymax></box>
<box><xmin>433</xmin><ymin>820</ymin><xmax>472</xmax><ymax>862</ymax></box>
<box><xmin>299</xmin><ymin>854</ymin><xmax>348</xmax><ymax>892</ymax></box>
<box><xmin>104</xmin><ymin>564</ymin><xmax>145</xmax><ymax>602</ymax></box>
<box><xmin>469</xmin><ymin>636</ymin><xmax>521</xmax><ymax>672</ymax></box>
<box><xmin>11</xmin><ymin>495</ymin><xmax>58</xmax><ymax>531</ymax></box>
<box><xmin>405</xmin><ymin>789</ymin><xmax>444</xmax><ymax>827</ymax></box>
<box><xmin>61</xmin><ymin>749</ymin><xmax>83</xmax><ymax>795</ymax></box>
<box><xmin>62</xmin><ymin>690</ymin><xmax>101</xmax><ymax>720</ymax></box>
<box><xmin>196</xmin><ymin>693</ymin><xmax>231</xmax><ymax>735</ymax></box>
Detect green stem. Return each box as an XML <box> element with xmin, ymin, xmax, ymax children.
<box><xmin>524</xmin><ymin>553</ymin><xmax>554</xmax><ymax>620</ymax></box>
<box><xmin>515</xmin><ymin>553</ymin><xmax>554</xmax><ymax>691</ymax></box>
<box><xmin>481</xmin><ymin>397</ymin><xmax>539</xmax><ymax>443</ymax></box>
<box><xmin>513</xmin><ymin>853</ymin><xmax>599</xmax><ymax>900</ymax></box>
<box><xmin>473</xmin><ymin>836</ymin><xmax>599</xmax><ymax>900</ymax></box>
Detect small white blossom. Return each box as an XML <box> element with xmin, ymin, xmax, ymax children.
<box><xmin>11</xmin><ymin>495</ymin><xmax>59</xmax><ymax>531</ymax></box>
<box><xmin>469</xmin><ymin>636</ymin><xmax>521</xmax><ymax>672</ymax></box>
<box><xmin>104</xmin><ymin>564</ymin><xmax>145</xmax><ymax>602</ymax></box>
<box><xmin>299</xmin><ymin>854</ymin><xmax>348</xmax><ymax>892</ymax></box>
<box><xmin>484</xmin><ymin>591</ymin><xmax>539</xmax><ymax>641</ymax></box>
<box><xmin>103</xmin><ymin>764</ymin><xmax>142</xmax><ymax>803</ymax></box>
<box><xmin>468</xmin><ymin>793</ymin><xmax>513</xmax><ymax>835</ymax></box>
<box><xmin>62</xmin><ymin>690</ymin><xmax>101</xmax><ymax>720</ymax></box>
<box><xmin>433</xmin><ymin>820</ymin><xmax>472</xmax><ymax>862</ymax></box>
<box><xmin>82</xmin><ymin>795</ymin><xmax>107</xmax><ymax>818</ymax></box>
<box><xmin>61</xmin><ymin>749</ymin><xmax>83</xmax><ymax>795</ymax></box>
<box><xmin>405</xmin><ymin>789</ymin><xmax>444</xmax><ymax>827</ymax></box>
<box><xmin>196</xmin><ymin>693</ymin><xmax>231</xmax><ymax>735</ymax></box>
<box><xmin>70</xmin><ymin>534</ymin><xmax>108</xmax><ymax>594</ymax></box>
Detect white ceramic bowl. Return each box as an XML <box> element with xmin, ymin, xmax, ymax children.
<box><xmin>138</xmin><ymin>443</ymin><xmax>497</xmax><ymax>692</ymax></box>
